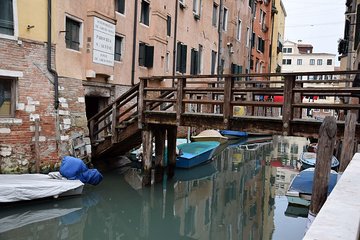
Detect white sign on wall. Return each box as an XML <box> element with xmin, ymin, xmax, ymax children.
<box><xmin>93</xmin><ymin>17</ymin><xmax>115</xmax><ymax>66</ymax></box>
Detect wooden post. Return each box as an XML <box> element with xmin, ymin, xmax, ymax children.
<box><xmin>223</xmin><ymin>77</ymin><xmax>233</xmax><ymax>128</ymax></box>
<box><xmin>35</xmin><ymin>119</ymin><xmax>40</xmax><ymax>173</ymax></box>
<box><xmin>309</xmin><ymin>116</ymin><xmax>337</xmax><ymax>216</ymax></box>
<box><xmin>111</xmin><ymin>103</ymin><xmax>118</xmax><ymax>144</ymax></box>
<box><xmin>339</xmin><ymin>112</ymin><xmax>357</xmax><ymax>172</ymax></box>
<box><xmin>167</xmin><ymin>126</ymin><xmax>177</xmax><ymax>178</ymax></box>
<box><xmin>154</xmin><ymin>126</ymin><xmax>166</xmax><ymax>183</ymax></box>
<box><xmin>138</xmin><ymin>79</ymin><xmax>146</xmax><ymax>129</ymax></box>
<box><xmin>142</xmin><ymin>127</ymin><xmax>153</xmax><ymax>186</ymax></box>
<box><xmin>293</xmin><ymin>81</ymin><xmax>302</xmax><ymax>119</ymax></box>
<box><xmin>176</xmin><ymin>78</ymin><xmax>185</xmax><ymax>126</ymax></box>
<box><xmin>89</xmin><ymin>119</ymin><xmax>95</xmax><ymax>142</ymax></box>
<box><xmin>282</xmin><ymin>75</ymin><xmax>295</xmax><ymax>136</ymax></box>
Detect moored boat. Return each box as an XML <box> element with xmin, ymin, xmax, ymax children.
<box><xmin>191</xmin><ymin>129</ymin><xmax>228</xmax><ymax>144</ymax></box>
<box><xmin>176</xmin><ymin>141</ymin><xmax>220</xmax><ymax>168</ymax></box>
<box><xmin>285</xmin><ymin>168</ymin><xmax>338</xmax><ymax>206</ymax></box>
<box><xmin>299</xmin><ymin>152</ymin><xmax>339</xmax><ymax>170</ymax></box>
<box><xmin>219</xmin><ymin>130</ymin><xmax>248</xmax><ymax>139</ymax></box>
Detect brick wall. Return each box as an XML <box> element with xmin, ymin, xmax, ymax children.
<box><xmin>0</xmin><ymin>39</ymin><xmax>88</xmax><ymax>173</ymax></box>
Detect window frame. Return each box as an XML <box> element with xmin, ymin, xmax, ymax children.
<box><xmin>236</xmin><ymin>18</ymin><xmax>242</xmax><ymax>41</ymax></box>
<box><xmin>327</xmin><ymin>59</ymin><xmax>333</xmax><ymax>65</ymax></box>
<box><xmin>176</xmin><ymin>42</ymin><xmax>187</xmax><ymax>74</ymax></box>
<box><xmin>166</xmin><ymin>15</ymin><xmax>171</xmax><ymax>37</ymax></box>
<box><xmin>65</xmin><ymin>16</ymin><xmax>83</xmax><ymax>51</ymax></box>
<box><xmin>114</xmin><ymin>35</ymin><xmax>124</xmax><ymax>62</ymax></box>
<box><xmin>138</xmin><ymin>42</ymin><xmax>154</xmax><ymax>68</ymax></box>
<box><xmin>309</xmin><ymin>59</ymin><xmax>315</xmax><ymax>65</ymax></box>
<box><xmin>297</xmin><ymin>59</ymin><xmax>302</xmax><ymax>65</ymax></box>
<box><xmin>212</xmin><ymin>3</ymin><xmax>218</xmax><ymax>27</ymax></box>
<box><xmin>140</xmin><ymin>0</ymin><xmax>150</xmax><ymax>26</ymax></box>
<box><xmin>0</xmin><ymin>76</ymin><xmax>17</xmax><ymax>118</ymax></box>
<box><xmin>0</xmin><ymin>0</ymin><xmax>18</xmax><ymax>39</ymax></box>
<box><xmin>222</xmin><ymin>7</ymin><xmax>228</xmax><ymax>31</ymax></box>
<box><xmin>317</xmin><ymin>59</ymin><xmax>323</xmax><ymax>65</ymax></box>
<box><xmin>115</xmin><ymin>0</ymin><xmax>125</xmax><ymax>15</ymax></box>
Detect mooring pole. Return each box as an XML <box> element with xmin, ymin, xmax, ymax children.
<box><xmin>309</xmin><ymin>116</ymin><xmax>337</xmax><ymax>216</ymax></box>
<box><xmin>339</xmin><ymin>112</ymin><xmax>357</xmax><ymax>172</ymax></box>
<box><xmin>167</xmin><ymin>126</ymin><xmax>177</xmax><ymax>178</ymax></box>
<box><xmin>142</xmin><ymin>127</ymin><xmax>153</xmax><ymax>186</ymax></box>
<box><xmin>35</xmin><ymin>119</ymin><xmax>40</xmax><ymax>173</ymax></box>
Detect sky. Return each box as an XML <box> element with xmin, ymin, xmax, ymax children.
<box><xmin>282</xmin><ymin>0</ymin><xmax>346</xmax><ymax>61</ymax></box>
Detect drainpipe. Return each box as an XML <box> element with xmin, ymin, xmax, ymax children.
<box><xmin>131</xmin><ymin>0</ymin><xmax>139</xmax><ymax>86</ymax></box>
<box><xmin>47</xmin><ymin>0</ymin><xmax>59</xmax><ymax>110</ymax></box>
<box><xmin>172</xmin><ymin>0</ymin><xmax>179</xmax><ymax>85</ymax></box>
<box><xmin>217</xmin><ymin>0</ymin><xmax>224</xmax><ymax>75</ymax></box>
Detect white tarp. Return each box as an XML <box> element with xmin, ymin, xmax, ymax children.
<box><xmin>0</xmin><ymin>173</ymin><xmax>84</xmax><ymax>203</ymax></box>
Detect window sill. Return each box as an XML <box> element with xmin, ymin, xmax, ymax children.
<box><xmin>66</xmin><ymin>47</ymin><xmax>82</xmax><ymax>53</ymax></box>
<box><xmin>0</xmin><ymin>34</ymin><xmax>18</xmax><ymax>41</ymax></box>
<box><xmin>115</xmin><ymin>11</ymin><xmax>126</xmax><ymax>17</ymax></box>
<box><xmin>139</xmin><ymin>23</ymin><xmax>150</xmax><ymax>28</ymax></box>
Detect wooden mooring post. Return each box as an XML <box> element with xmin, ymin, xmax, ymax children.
<box><xmin>166</xmin><ymin>126</ymin><xmax>178</xmax><ymax>179</ymax></box>
<box><xmin>339</xmin><ymin>112</ymin><xmax>357</xmax><ymax>173</ymax></box>
<box><xmin>142</xmin><ymin>128</ymin><xmax>153</xmax><ymax>186</ymax></box>
<box><xmin>309</xmin><ymin>116</ymin><xmax>337</xmax><ymax>216</ymax></box>
<box><xmin>154</xmin><ymin>126</ymin><xmax>166</xmax><ymax>183</ymax></box>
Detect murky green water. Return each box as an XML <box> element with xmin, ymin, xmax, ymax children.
<box><xmin>0</xmin><ymin>136</ymin><xmax>309</xmax><ymax>240</ymax></box>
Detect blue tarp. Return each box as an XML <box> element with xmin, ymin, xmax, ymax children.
<box><xmin>60</xmin><ymin>156</ymin><xmax>103</xmax><ymax>185</ymax></box>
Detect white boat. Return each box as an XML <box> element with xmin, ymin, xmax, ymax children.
<box><xmin>191</xmin><ymin>129</ymin><xmax>228</xmax><ymax>144</ymax></box>
<box><xmin>299</xmin><ymin>152</ymin><xmax>339</xmax><ymax>169</ymax></box>
<box><xmin>0</xmin><ymin>172</ymin><xmax>84</xmax><ymax>203</ymax></box>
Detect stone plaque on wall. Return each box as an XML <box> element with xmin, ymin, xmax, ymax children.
<box><xmin>93</xmin><ymin>17</ymin><xmax>115</xmax><ymax>67</ymax></box>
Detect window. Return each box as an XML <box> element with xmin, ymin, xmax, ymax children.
<box><xmin>310</xmin><ymin>59</ymin><xmax>315</xmax><ymax>65</ymax></box>
<box><xmin>190</xmin><ymin>45</ymin><xmax>202</xmax><ymax>75</ymax></box>
<box><xmin>260</xmin><ymin>9</ymin><xmax>266</xmax><ymax>25</ymax></box>
<box><xmin>165</xmin><ymin>52</ymin><xmax>170</xmax><ymax>73</ymax></box>
<box><xmin>327</xmin><ymin>59</ymin><xmax>333</xmax><ymax>65</ymax></box>
<box><xmin>236</xmin><ymin>19</ymin><xmax>242</xmax><ymax>41</ymax></box>
<box><xmin>114</xmin><ymin>35</ymin><xmax>124</xmax><ymax>61</ymax></box>
<box><xmin>282</xmin><ymin>47</ymin><xmax>292</xmax><ymax>53</ymax></box>
<box><xmin>115</xmin><ymin>0</ymin><xmax>125</xmax><ymax>14</ymax></box>
<box><xmin>176</xmin><ymin>42</ymin><xmax>187</xmax><ymax>73</ymax></box>
<box><xmin>257</xmin><ymin>36</ymin><xmax>264</xmax><ymax>53</ymax></box>
<box><xmin>212</xmin><ymin>3</ymin><xmax>218</xmax><ymax>27</ymax></box>
<box><xmin>317</xmin><ymin>59</ymin><xmax>323</xmax><ymax>65</ymax></box>
<box><xmin>139</xmin><ymin>42</ymin><xmax>154</xmax><ymax>68</ymax></box>
<box><xmin>211</xmin><ymin>50</ymin><xmax>217</xmax><ymax>75</ymax></box>
<box><xmin>167</xmin><ymin>15</ymin><xmax>171</xmax><ymax>36</ymax></box>
<box><xmin>231</xmin><ymin>63</ymin><xmax>242</xmax><ymax>80</ymax></box>
<box><xmin>0</xmin><ymin>0</ymin><xmax>14</xmax><ymax>36</ymax></box>
<box><xmin>251</xmin><ymin>32</ymin><xmax>255</xmax><ymax>48</ymax></box>
<box><xmin>65</xmin><ymin>17</ymin><xmax>81</xmax><ymax>51</ymax></box>
<box><xmin>282</xmin><ymin>59</ymin><xmax>291</xmax><ymax>65</ymax></box>
<box><xmin>246</xmin><ymin>27</ymin><xmax>250</xmax><ymax>47</ymax></box>
<box><xmin>297</xmin><ymin>59</ymin><xmax>302</xmax><ymax>65</ymax></box>
<box><xmin>222</xmin><ymin>7</ymin><xmax>228</xmax><ymax>31</ymax></box>
<box><xmin>193</xmin><ymin>0</ymin><xmax>201</xmax><ymax>18</ymax></box>
<box><xmin>0</xmin><ymin>78</ymin><xmax>15</xmax><ymax>117</ymax></box>
<box><xmin>140</xmin><ymin>0</ymin><xmax>150</xmax><ymax>26</ymax></box>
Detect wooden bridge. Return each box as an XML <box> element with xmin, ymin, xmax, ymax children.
<box><xmin>88</xmin><ymin>70</ymin><xmax>360</xmax><ymax>184</ymax></box>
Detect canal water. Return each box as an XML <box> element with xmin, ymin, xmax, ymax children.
<box><xmin>0</xmin><ymin>136</ymin><xmax>310</xmax><ymax>240</ymax></box>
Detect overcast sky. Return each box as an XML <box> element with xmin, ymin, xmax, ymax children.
<box><xmin>282</xmin><ymin>0</ymin><xmax>345</xmax><ymax>60</ymax></box>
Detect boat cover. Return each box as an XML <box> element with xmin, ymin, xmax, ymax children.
<box><xmin>289</xmin><ymin>168</ymin><xmax>338</xmax><ymax>195</ymax></box>
<box><xmin>0</xmin><ymin>173</ymin><xmax>84</xmax><ymax>203</ymax></box>
<box><xmin>60</xmin><ymin>156</ymin><xmax>103</xmax><ymax>185</ymax></box>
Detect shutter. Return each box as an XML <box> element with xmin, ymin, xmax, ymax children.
<box><xmin>176</xmin><ymin>42</ymin><xmax>181</xmax><ymax>72</ymax></box>
<box><xmin>191</xmin><ymin>49</ymin><xmax>196</xmax><ymax>75</ymax></box>
<box><xmin>139</xmin><ymin>43</ymin><xmax>146</xmax><ymax>66</ymax></box>
<box><xmin>145</xmin><ymin>45</ymin><xmax>154</xmax><ymax>68</ymax></box>
<box><xmin>181</xmin><ymin>44</ymin><xmax>187</xmax><ymax>73</ymax></box>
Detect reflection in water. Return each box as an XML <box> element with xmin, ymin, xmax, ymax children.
<box><xmin>0</xmin><ymin>136</ymin><xmax>310</xmax><ymax>240</ymax></box>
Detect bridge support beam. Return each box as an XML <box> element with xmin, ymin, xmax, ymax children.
<box><xmin>167</xmin><ymin>126</ymin><xmax>178</xmax><ymax>179</ymax></box>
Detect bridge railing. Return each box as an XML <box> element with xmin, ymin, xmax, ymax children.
<box><xmin>138</xmin><ymin>71</ymin><xmax>360</xmax><ymax>132</ymax></box>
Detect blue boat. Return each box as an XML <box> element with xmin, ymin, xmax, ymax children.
<box><xmin>219</xmin><ymin>130</ymin><xmax>248</xmax><ymax>139</ymax></box>
<box><xmin>299</xmin><ymin>152</ymin><xmax>339</xmax><ymax>170</ymax></box>
<box><xmin>286</xmin><ymin>168</ymin><xmax>338</xmax><ymax>206</ymax></box>
<box><xmin>176</xmin><ymin>141</ymin><xmax>220</xmax><ymax>168</ymax></box>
